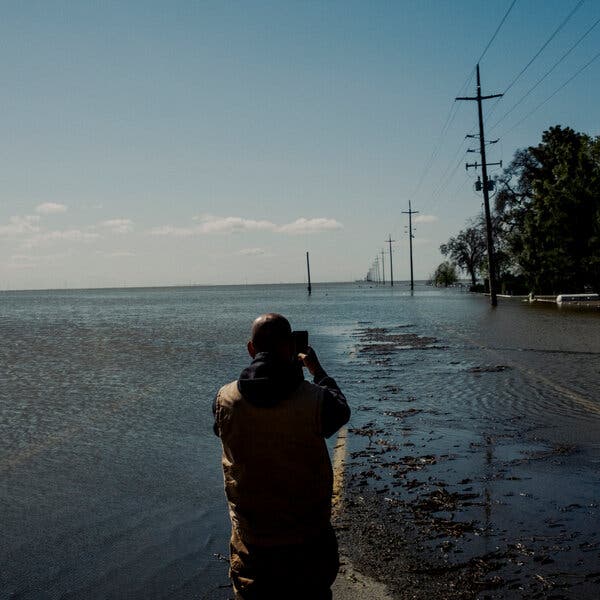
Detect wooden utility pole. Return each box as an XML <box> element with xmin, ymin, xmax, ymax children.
<box><xmin>456</xmin><ymin>64</ymin><xmax>503</xmax><ymax>307</ymax></box>
<box><xmin>380</xmin><ymin>249</ymin><xmax>386</xmax><ymax>285</ymax></box>
<box><xmin>306</xmin><ymin>251</ymin><xmax>312</xmax><ymax>295</ymax></box>
<box><xmin>402</xmin><ymin>200</ymin><xmax>419</xmax><ymax>291</ymax></box>
<box><xmin>387</xmin><ymin>235</ymin><xmax>395</xmax><ymax>286</ymax></box>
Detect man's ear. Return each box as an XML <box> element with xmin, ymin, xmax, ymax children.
<box><xmin>247</xmin><ymin>340</ymin><xmax>256</xmax><ymax>358</ymax></box>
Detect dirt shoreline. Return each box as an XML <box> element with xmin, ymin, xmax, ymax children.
<box><xmin>332</xmin><ymin>557</ymin><xmax>394</xmax><ymax>600</ymax></box>
<box><xmin>329</xmin><ymin>324</ymin><xmax>600</xmax><ymax>599</ymax></box>
<box><xmin>332</xmin><ymin>432</ymin><xmax>600</xmax><ymax>599</ymax></box>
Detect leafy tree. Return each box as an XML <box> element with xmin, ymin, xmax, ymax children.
<box><xmin>492</xmin><ymin>148</ymin><xmax>537</xmax><ymax>279</ymax></box>
<box><xmin>494</xmin><ymin>125</ymin><xmax>600</xmax><ymax>293</ymax></box>
<box><xmin>440</xmin><ymin>221</ymin><xmax>486</xmax><ymax>286</ymax></box>
<box><xmin>448</xmin><ymin>125</ymin><xmax>600</xmax><ymax>294</ymax></box>
<box><xmin>431</xmin><ymin>261</ymin><xmax>458</xmax><ymax>287</ymax></box>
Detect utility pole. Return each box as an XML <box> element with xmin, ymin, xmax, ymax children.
<box><xmin>380</xmin><ymin>249</ymin><xmax>386</xmax><ymax>285</ymax></box>
<box><xmin>387</xmin><ymin>234</ymin><xmax>395</xmax><ymax>286</ymax></box>
<box><xmin>306</xmin><ymin>251</ymin><xmax>312</xmax><ymax>295</ymax></box>
<box><xmin>402</xmin><ymin>200</ymin><xmax>419</xmax><ymax>291</ymax></box>
<box><xmin>374</xmin><ymin>256</ymin><xmax>380</xmax><ymax>284</ymax></box>
<box><xmin>456</xmin><ymin>64</ymin><xmax>503</xmax><ymax>307</ymax></box>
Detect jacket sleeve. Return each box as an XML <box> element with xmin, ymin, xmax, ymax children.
<box><xmin>313</xmin><ymin>367</ymin><xmax>350</xmax><ymax>438</ymax></box>
<box><xmin>212</xmin><ymin>394</ymin><xmax>220</xmax><ymax>436</ymax></box>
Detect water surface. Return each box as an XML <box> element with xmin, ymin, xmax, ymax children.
<box><xmin>1</xmin><ymin>283</ymin><xmax>599</xmax><ymax>598</ymax></box>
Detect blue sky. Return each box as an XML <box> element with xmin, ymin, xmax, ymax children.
<box><xmin>1</xmin><ymin>0</ymin><xmax>598</xmax><ymax>288</ymax></box>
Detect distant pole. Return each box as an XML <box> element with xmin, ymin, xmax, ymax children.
<box><xmin>456</xmin><ymin>64</ymin><xmax>503</xmax><ymax>307</ymax></box>
<box><xmin>387</xmin><ymin>234</ymin><xmax>395</xmax><ymax>286</ymax></box>
<box><xmin>306</xmin><ymin>251</ymin><xmax>312</xmax><ymax>295</ymax></box>
<box><xmin>380</xmin><ymin>249</ymin><xmax>385</xmax><ymax>285</ymax></box>
<box><xmin>375</xmin><ymin>256</ymin><xmax>380</xmax><ymax>284</ymax></box>
<box><xmin>402</xmin><ymin>200</ymin><xmax>419</xmax><ymax>291</ymax></box>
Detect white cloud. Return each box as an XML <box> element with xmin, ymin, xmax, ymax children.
<box><xmin>100</xmin><ymin>219</ymin><xmax>133</xmax><ymax>233</ymax></box>
<box><xmin>0</xmin><ymin>215</ymin><xmax>41</xmax><ymax>236</ymax></box>
<box><xmin>150</xmin><ymin>215</ymin><xmax>344</xmax><ymax>237</ymax></box>
<box><xmin>35</xmin><ymin>202</ymin><xmax>68</xmax><ymax>214</ymax></box>
<box><xmin>4</xmin><ymin>251</ymin><xmax>71</xmax><ymax>269</ymax></box>
<box><xmin>278</xmin><ymin>217</ymin><xmax>343</xmax><ymax>234</ymax></box>
<box><xmin>10</xmin><ymin>254</ymin><xmax>37</xmax><ymax>261</ymax></box>
<box><xmin>194</xmin><ymin>215</ymin><xmax>277</xmax><ymax>234</ymax></box>
<box><xmin>4</xmin><ymin>260</ymin><xmax>36</xmax><ymax>270</ymax></box>
<box><xmin>4</xmin><ymin>254</ymin><xmax>36</xmax><ymax>270</ymax></box>
<box><xmin>414</xmin><ymin>214</ymin><xmax>438</xmax><ymax>224</ymax></box>
<box><xmin>24</xmin><ymin>229</ymin><xmax>100</xmax><ymax>248</ymax></box>
<box><xmin>149</xmin><ymin>225</ymin><xmax>197</xmax><ymax>236</ymax></box>
<box><xmin>238</xmin><ymin>247</ymin><xmax>268</xmax><ymax>256</ymax></box>
<box><xmin>149</xmin><ymin>218</ymin><xmax>276</xmax><ymax>236</ymax></box>
<box><xmin>96</xmin><ymin>250</ymin><xmax>135</xmax><ymax>258</ymax></box>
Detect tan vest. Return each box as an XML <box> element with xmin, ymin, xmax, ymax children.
<box><xmin>215</xmin><ymin>380</ymin><xmax>333</xmax><ymax>547</ymax></box>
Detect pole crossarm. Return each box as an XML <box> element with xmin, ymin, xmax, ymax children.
<box><xmin>466</xmin><ymin>160</ymin><xmax>502</xmax><ymax>170</ymax></box>
<box><xmin>455</xmin><ymin>93</ymin><xmax>503</xmax><ymax>101</ymax></box>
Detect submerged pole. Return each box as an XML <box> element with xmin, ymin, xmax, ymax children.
<box><xmin>306</xmin><ymin>251</ymin><xmax>312</xmax><ymax>295</ymax></box>
<box><xmin>387</xmin><ymin>234</ymin><xmax>395</xmax><ymax>286</ymax></box>
<box><xmin>402</xmin><ymin>200</ymin><xmax>418</xmax><ymax>291</ymax></box>
<box><xmin>475</xmin><ymin>65</ymin><xmax>498</xmax><ymax>307</ymax></box>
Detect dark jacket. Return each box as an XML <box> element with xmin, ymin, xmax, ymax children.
<box><xmin>213</xmin><ymin>352</ymin><xmax>349</xmax><ymax>438</ymax></box>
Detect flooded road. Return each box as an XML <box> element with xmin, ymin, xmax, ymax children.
<box><xmin>336</xmin><ymin>288</ymin><xmax>600</xmax><ymax>598</ymax></box>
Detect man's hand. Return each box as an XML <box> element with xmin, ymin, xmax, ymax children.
<box><xmin>297</xmin><ymin>346</ymin><xmax>324</xmax><ymax>378</ymax></box>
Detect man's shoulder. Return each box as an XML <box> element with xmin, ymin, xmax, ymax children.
<box><xmin>292</xmin><ymin>379</ymin><xmax>327</xmax><ymax>400</ymax></box>
<box><xmin>219</xmin><ymin>379</ymin><xmax>239</xmax><ymax>392</ymax></box>
<box><xmin>216</xmin><ymin>380</ymin><xmax>242</xmax><ymax>404</ymax></box>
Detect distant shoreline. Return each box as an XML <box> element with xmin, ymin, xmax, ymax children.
<box><xmin>0</xmin><ymin>280</ymin><xmax>431</xmax><ymax>294</ymax></box>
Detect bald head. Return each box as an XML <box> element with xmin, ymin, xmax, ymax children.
<box><xmin>249</xmin><ymin>313</ymin><xmax>292</xmax><ymax>354</ymax></box>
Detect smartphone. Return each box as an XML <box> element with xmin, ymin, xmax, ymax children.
<box><xmin>292</xmin><ymin>330</ymin><xmax>309</xmax><ymax>354</ymax></box>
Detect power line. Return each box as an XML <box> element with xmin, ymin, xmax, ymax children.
<box><xmin>489</xmin><ymin>13</ymin><xmax>600</xmax><ymax>132</ymax></box>
<box><xmin>485</xmin><ymin>0</ymin><xmax>586</xmax><ymax>121</ymax></box>
<box><xmin>410</xmin><ymin>73</ymin><xmax>473</xmax><ymax>201</ymax></box>
<box><xmin>499</xmin><ymin>47</ymin><xmax>600</xmax><ymax>138</ymax></box>
<box><xmin>423</xmin><ymin>126</ymin><xmax>502</xmax><ymax>214</ymax></box>
<box><xmin>409</xmin><ymin>1</ymin><xmax>516</xmax><ymax>213</ymax></box>
<box><xmin>397</xmin><ymin>1</ymin><xmax>517</xmax><ymax>252</ymax></box>
<box><xmin>423</xmin><ymin>144</ymin><xmax>469</xmax><ymax>213</ymax></box>
<box><xmin>410</xmin><ymin>0</ymin><xmax>517</xmax><ymax>201</ymax></box>
<box><xmin>477</xmin><ymin>0</ymin><xmax>518</xmax><ymax>64</ymax></box>
<box><xmin>504</xmin><ymin>0</ymin><xmax>585</xmax><ymax>97</ymax></box>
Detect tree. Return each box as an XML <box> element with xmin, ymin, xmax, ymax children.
<box><xmin>521</xmin><ymin>127</ymin><xmax>599</xmax><ymax>292</ymax></box>
<box><xmin>440</xmin><ymin>222</ymin><xmax>486</xmax><ymax>286</ymax></box>
<box><xmin>447</xmin><ymin>125</ymin><xmax>600</xmax><ymax>294</ymax></box>
<box><xmin>494</xmin><ymin>125</ymin><xmax>600</xmax><ymax>293</ymax></box>
<box><xmin>431</xmin><ymin>261</ymin><xmax>458</xmax><ymax>287</ymax></box>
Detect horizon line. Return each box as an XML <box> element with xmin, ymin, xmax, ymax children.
<box><xmin>0</xmin><ymin>279</ymin><xmax>434</xmax><ymax>293</ymax></box>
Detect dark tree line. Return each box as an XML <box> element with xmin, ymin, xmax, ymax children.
<box><xmin>440</xmin><ymin>125</ymin><xmax>600</xmax><ymax>294</ymax></box>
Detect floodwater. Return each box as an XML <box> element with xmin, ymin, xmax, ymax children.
<box><xmin>1</xmin><ymin>283</ymin><xmax>599</xmax><ymax>598</ymax></box>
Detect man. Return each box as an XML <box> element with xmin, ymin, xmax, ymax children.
<box><xmin>213</xmin><ymin>313</ymin><xmax>350</xmax><ymax>599</ymax></box>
